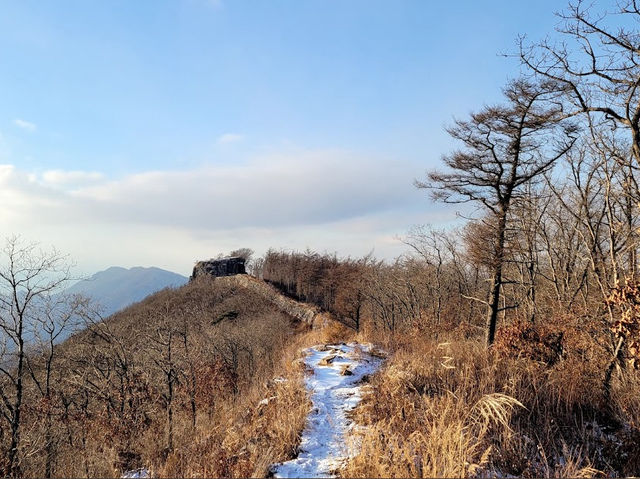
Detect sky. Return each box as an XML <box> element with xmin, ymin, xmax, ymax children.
<box><xmin>0</xmin><ymin>0</ymin><xmax>564</xmax><ymax>276</ymax></box>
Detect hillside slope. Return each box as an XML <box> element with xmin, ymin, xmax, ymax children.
<box><xmin>64</xmin><ymin>266</ymin><xmax>188</xmax><ymax>317</ymax></box>
<box><xmin>12</xmin><ymin>275</ymin><xmax>325</xmax><ymax>478</ymax></box>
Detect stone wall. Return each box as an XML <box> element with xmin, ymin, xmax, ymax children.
<box><xmin>220</xmin><ymin>275</ymin><xmax>327</xmax><ymax>328</ymax></box>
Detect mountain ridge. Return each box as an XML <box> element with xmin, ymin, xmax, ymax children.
<box><xmin>64</xmin><ymin>265</ymin><xmax>189</xmax><ymax>317</ymax></box>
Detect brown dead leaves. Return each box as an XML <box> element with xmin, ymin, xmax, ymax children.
<box><xmin>607</xmin><ymin>279</ymin><xmax>640</xmax><ymax>369</ymax></box>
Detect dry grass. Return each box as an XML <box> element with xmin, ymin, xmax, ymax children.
<box><xmin>319</xmin><ymin>317</ymin><xmax>355</xmax><ymax>343</ymax></box>
<box><xmin>341</xmin><ymin>330</ymin><xmax>640</xmax><ymax>478</ymax></box>
<box><xmin>158</xmin><ymin>321</ymin><xmax>344</xmax><ymax>478</ymax></box>
<box><xmin>160</xmin><ymin>359</ymin><xmax>310</xmax><ymax>478</ymax></box>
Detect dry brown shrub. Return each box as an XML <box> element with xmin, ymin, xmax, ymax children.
<box><xmin>453</xmin><ymin>321</ymin><xmax>484</xmax><ymax>340</ymax></box>
<box><xmin>493</xmin><ymin>321</ymin><xmax>565</xmax><ymax>365</ymax></box>
<box><xmin>607</xmin><ymin>279</ymin><xmax>640</xmax><ymax>368</ymax></box>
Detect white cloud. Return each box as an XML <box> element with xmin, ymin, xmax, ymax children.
<box><xmin>13</xmin><ymin>119</ymin><xmax>37</xmax><ymax>132</ymax></box>
<box><xmin>41</xmin><ymin>170</ymin><xmax>105</xmax><ymax>189</ymax></box>
<box><xmin>69</xmin><ymin>150</ymin><xmax>423</xmax><ymax>229</ymax></box>
<box><xmin>216</xmin><ymin>133</ymin><xmax>243</xmax><ymax>144</ymax></box>
<box><xmin>0</xmin><ymin>150</ymin><xmax>449</xmax><ymax>275</ymax></box>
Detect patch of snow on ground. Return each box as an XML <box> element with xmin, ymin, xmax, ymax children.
<box><xmin>273</xmin><ymin>342</ymin><xmax>383</xmax><ymax>478</ymax></box>
<box><xmin>121</xmin><ymin>467</ymin><xmax>149</xmax><ymax>478</ymax></box>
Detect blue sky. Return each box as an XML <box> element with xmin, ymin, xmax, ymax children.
<box><xmin>0</xmin><ymin>0</ymin><xmax>564</xmax><ymax>275</ymax></box>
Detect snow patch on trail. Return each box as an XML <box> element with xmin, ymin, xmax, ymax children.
<box><xmin>273</xmin><ymin>342</ymin><xmax>384</xmax><ymax>478</ymax></box>
<box><xmin>121</xmin><ymin>468</ymin><xmax>149</xmax><ymax>478</ymax></box>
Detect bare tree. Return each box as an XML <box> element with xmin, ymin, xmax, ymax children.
<box><xmin>211</xmin><ymin>327</ymin><xmax>252</xmax><ymax>396</ymax></box>
<box><xmin>520</xmin><ymin>1</ymin><xmax>640</xmax><ymax>279</ymax></box>
<box><xmin>0</xmin><ymin>236</ymin><xmax>75</xmax><ymax>477</ymax></box>
<box><xmin>146</xmin><ymin>300</ymin><xmax>187</xmax><ymax>454</ymax></box>
<box><xmin>521</xmin><ymin>1</ymin><xmax>640</xmax><ymax>167</ymax></box>
<box><xmin>508</xmin><ymin>187</ymin><xmax>548</xmax><ymax>323</ymax></box>
<box><xmin>417</xmin><ymin>79</ymin><xmax>577</xmax><ymax>345</ymax></box>
<box><xmin>69</xmin><ymin>305</ymin><xmax>152</xmax><ymax>474</ymax></box>
<box><xmin>401</xmin><ymin>225</ymin><xmax>457</xmax><ymax>325</ymax></box>
<box><xmin>24</xmin><ymin>293</ymin><xmax>87</xmax><ymax>477</ymax></box>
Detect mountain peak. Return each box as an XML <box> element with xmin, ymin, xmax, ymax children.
<box><xmin>66</xmin><ymin>266</ymin><xmax>189</xmax><ymax>316</ymax></box>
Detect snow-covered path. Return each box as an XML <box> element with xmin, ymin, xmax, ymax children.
<box><xmin>273</xmin><ymin>342</ymin><xmax>383</xmax><ymax>478</ymax></box>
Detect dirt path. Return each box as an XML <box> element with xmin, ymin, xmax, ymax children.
<box><xmin>272</xmin><ymin>342</ymin><xmax>383</xmax><ymax>478</ymax></box>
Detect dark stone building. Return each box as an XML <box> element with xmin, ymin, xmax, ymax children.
<box><xmin>191</xmin><ymin>257</ymin><xmax>246</xmax><ymax>280</ymax></box>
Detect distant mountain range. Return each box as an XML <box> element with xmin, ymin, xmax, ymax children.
<box><xmin>64</xmin><ymin>266</ymin><xmax>189</xmax><ymax>317</ymax></box>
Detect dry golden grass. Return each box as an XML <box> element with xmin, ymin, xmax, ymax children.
<box><xmin>342</xmin><ymin>339</ymin><xmax>518</xmax><ymax>478</ymax></box>
<box><xmin>160</xmin><ymin>373</ymin><xmax>310</xmax><ymax>478</ymax></box>
<box><xmin>319</xmin><ymin>317</ymin><xmax>355</xmax><ymax>343</ymax></box>
<box><xmin>341</xmin><ymin>330</ymin><xmax>640</xmax><ymax>478</ymax></box>
<box><xmin>157</xmin><ymin>320</ymin><xmax>351</xmax><ymax>478</ymax></box>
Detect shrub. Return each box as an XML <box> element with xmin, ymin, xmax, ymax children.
<box><xmin>493</xmin><ymin>321</ymin><xmax>565</xmax><ymax>365</ymax></box>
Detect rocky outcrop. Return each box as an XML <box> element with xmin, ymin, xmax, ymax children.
<box><xmin>191</xmin><ymin>257</ymin><xmax>246</xmax><ymax>280</ymax></box>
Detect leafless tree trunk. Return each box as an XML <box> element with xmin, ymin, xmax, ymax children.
<box><xmin>25</xmin><ymin>294</ymin><xmax>86</xmax><ymax>477</ymax></box>
<box><xmin>149</xmin><ymin>319</ymin><xmax>179</xmax><ymax>453</ymax></box>
<box><xmin>417</xmin><ymin>79</ymin><xmax>577</xmax><ymax>345</ymax></box>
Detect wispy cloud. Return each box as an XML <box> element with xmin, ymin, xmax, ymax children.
<box><xmin>217</xmin><ymin>133</ymin><xmax>243</xmax><ymax>144</ymax></box>
<box><xmin>13</xmin><ymin>119</ymin><xmax>37</xmax><ymax>132</ymax></box>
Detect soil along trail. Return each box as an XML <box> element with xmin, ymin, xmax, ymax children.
<box><xmin>273</xmin><ymin>342</ymin><xmax>383</xmax><ymax>478</ymax></box>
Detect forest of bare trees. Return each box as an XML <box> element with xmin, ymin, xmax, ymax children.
<box><xmin>0</xmin><ymin>242</ymin><xmax>304</xmax><ymax>477</ymax></box>
<box><xmin>260</xmin><ymin>0</ymin><xmax>640</xmax><ymax>401</ymax></box>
